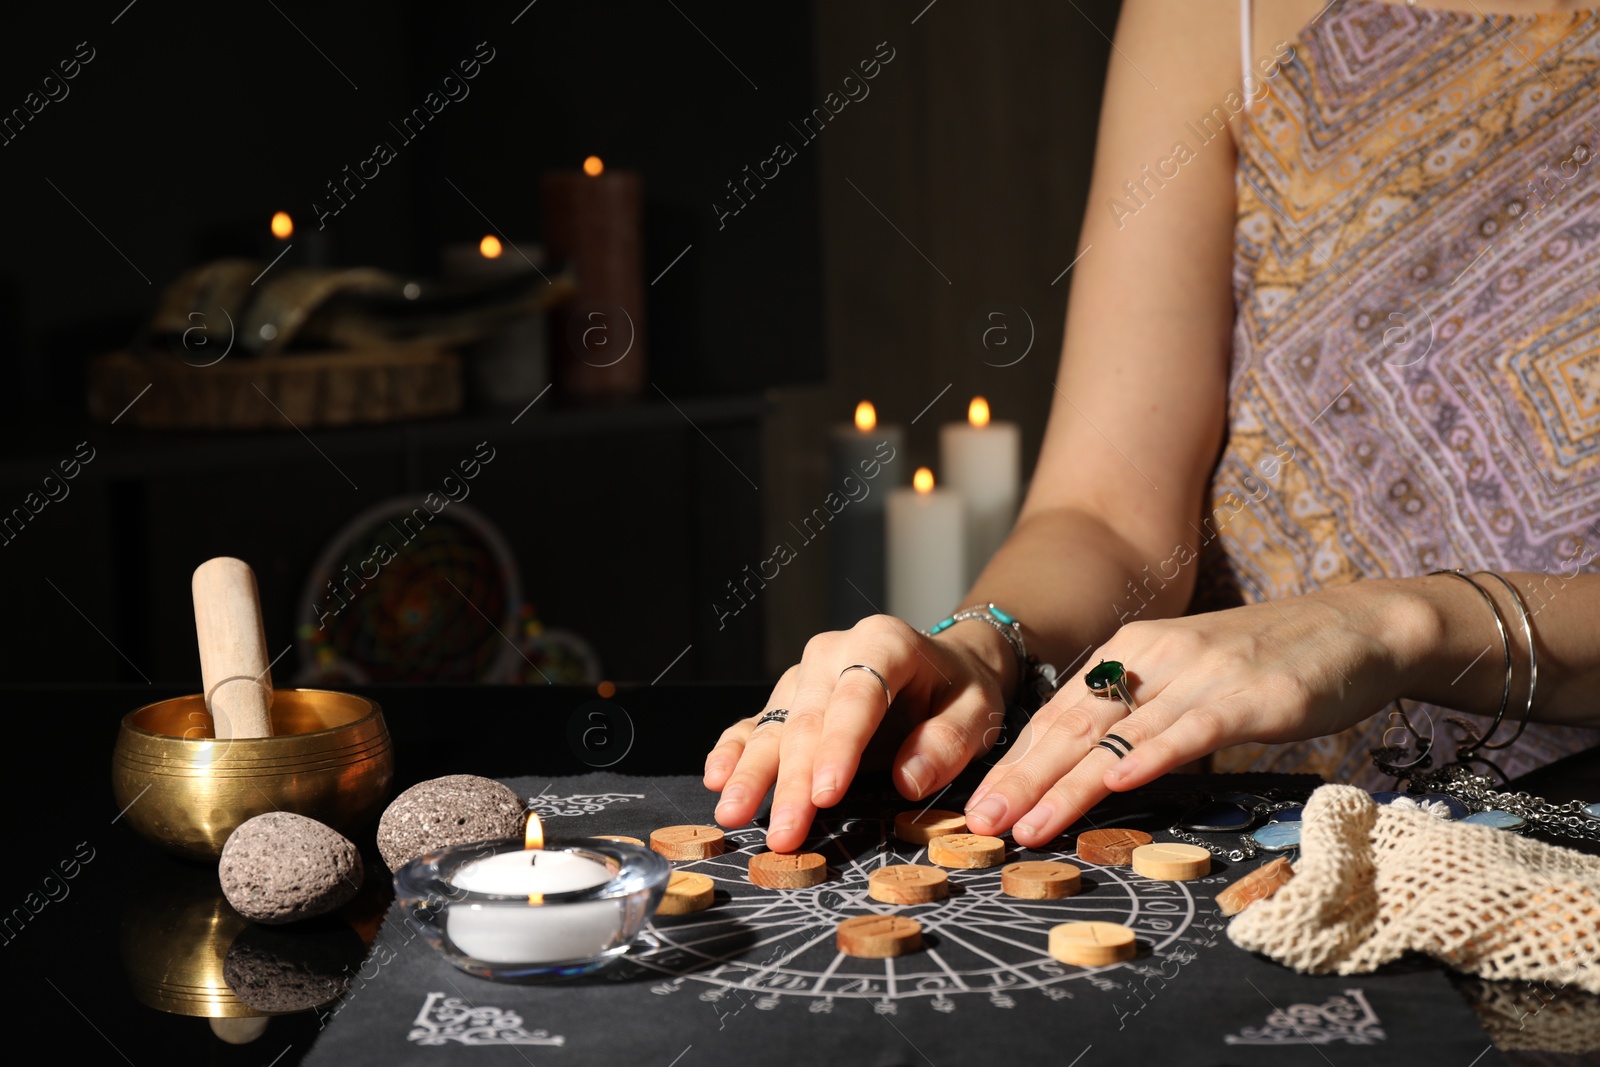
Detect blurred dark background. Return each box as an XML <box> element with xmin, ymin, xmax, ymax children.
<box><xmin>0</xmin><ymin>0</ymin><xmax>1118</xmax><ymax>686</ymax></box>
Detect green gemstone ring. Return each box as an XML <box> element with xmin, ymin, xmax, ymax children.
<box><xmin>1084</xmin><ymin>659</ymin><xmax>1138</xmax><ymax>712</ymax></box>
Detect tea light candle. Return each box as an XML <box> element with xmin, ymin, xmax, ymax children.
<box><xmin>444</xmin><ymin>814</ymin><xmax>623</xmax><ymax>965</ymax></box>
<box><xmin>450</xmin><ymin>849</ymin><xmax>613</xmax><ymax>895</ymax></box>
<box><xmin>886</xmin><ymin>467</ymin><xmax>966</xmax><ymax>629</ymax></box>
<box><xmin>939</xmin><ymin>396</ymin><xmax>1020</xmax><ymax>585</ymax></box>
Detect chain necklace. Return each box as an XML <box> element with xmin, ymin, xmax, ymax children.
<box><xmin>1164</xmin><ymin>796</ymin><xmax>1303</xmax><ymax>862</ymax></box>
<box><xmin>1384</xmin><ymin>760</ymin><xmax>1600</xmax><ymax>842</ymax></box>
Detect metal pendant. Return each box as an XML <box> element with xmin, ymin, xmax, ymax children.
<box><xmin>1250</xmin><ymin>821</ymin><xmax>1301</xmax><ymax>852</ymax></box>
<box><xmin>1177</xmin><ymin>800</ymin><xmax>1258</xmax><ymax>833</ymax></box>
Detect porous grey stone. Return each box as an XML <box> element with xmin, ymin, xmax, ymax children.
<box><xmin>219</xmin><ymin>812</ymin><xmax>363</xmax><ymax>925</ymax></box>
<box><xmin>376</xmin><ymin>774</ymin><xmax>525</xmax><ymax>871</ymax></box>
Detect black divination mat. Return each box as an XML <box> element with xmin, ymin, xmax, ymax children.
<box><xmin>304</xmin><ymin>771</ymin><xmax>1506</xmax><ymax>1067</ymax></box>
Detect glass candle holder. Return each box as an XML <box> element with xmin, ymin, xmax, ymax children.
<box><xmin>394</xmin><ymin>836</ymin><xmax>669</xmax><ymax>980</ymax></box>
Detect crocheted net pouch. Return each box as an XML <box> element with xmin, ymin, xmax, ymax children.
<box><xmin>1228</xmin><ymin>784</ymin><xmax>1600</xmax><ymax>993</ymax></box>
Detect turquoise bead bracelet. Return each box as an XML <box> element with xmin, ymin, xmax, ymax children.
<box><xmin>924</xmin><ymin>603</ymin><xmax>1058</xmax><ymax>708</ymax></box>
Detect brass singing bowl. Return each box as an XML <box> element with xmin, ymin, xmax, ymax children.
<box><xmin>111</xmin><ymin>689</ymin><xmax>394</xmax><ymax>861</ymax></box>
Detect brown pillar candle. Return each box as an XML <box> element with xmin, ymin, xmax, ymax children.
<box><xmin>541</xmin><ymin>157</ymin><xmax>647</xmax><ymax>397</ymax></box>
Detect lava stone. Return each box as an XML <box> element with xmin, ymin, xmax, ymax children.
<box><xmin>376</xmin><ymin>774</ymin><xmax>524</xmax><ymax>871</ymax></box>
<box><xmin>219</xmin><ymin>812</ymin><xmax>363</xmax><ymax>925</ymax></box>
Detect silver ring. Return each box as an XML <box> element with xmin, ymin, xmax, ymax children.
<box><xmin>753</xmin><ymin>708</ymin><xmax>790</xmax><ymax>730</ymax></box>
<box><xmin>1084</xmin><ymin>660</ymin><xmax>1139</xmax><ymax>713</ymax></box>
<box><xmin>839</xmin><ymin>664</ymin><xmax>892</xmax><ymax>707</ymax></box>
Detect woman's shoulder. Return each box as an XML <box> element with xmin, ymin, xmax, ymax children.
<box><xmin>1114</xmin><ymin>0</ymin><xmax>1325</xmax><ymax>146</ymax></box>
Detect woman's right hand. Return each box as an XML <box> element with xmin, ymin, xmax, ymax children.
<box><xmin>703</xmin><ymin>614</ymin><xmax>1012</xmax><ymax>853</ymax></box>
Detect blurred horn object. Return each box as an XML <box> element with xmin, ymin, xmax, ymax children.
<box><xmin>87</xmin><ymin>260</ymin><xmax>574</xmax><ymax>430</ymax></box>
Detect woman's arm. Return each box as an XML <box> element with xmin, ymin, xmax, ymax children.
<box><xmin>902</xmin><ymin>0</ymin><xmax>1246</xmax><ymax>761</ymax></box>
<box><xmin>707</xmin><ymin>0</ymin><xmax>1263</xmax><ymax>853</ymax></box>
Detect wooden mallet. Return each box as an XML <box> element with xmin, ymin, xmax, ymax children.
<box><xmin>192</xmin><ymin>557</ymin><xmax>275</xmax><ymax>739</ymax></box>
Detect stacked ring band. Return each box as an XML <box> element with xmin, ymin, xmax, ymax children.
<box><xmin>1096</xmin><ymin>733</ymin><xmax>1134</xmax><ymax>759</ymax></box>
<box><xmin>754</xmin><ymin>708</ymin><xmax>790</xmax><ymax>729</ymax></box>
<box><xmin>839</xmin><ymin>664</ymin><xmax>893</xmax><ymax>707</ymax></box>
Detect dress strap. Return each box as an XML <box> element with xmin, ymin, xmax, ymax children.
<box><xmin>1240</xmin><ymin>0</ymin><xmax>1254</xmax><ymax>95</ymax></box>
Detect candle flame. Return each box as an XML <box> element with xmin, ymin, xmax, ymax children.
<box><xmin>583</xmin><ymin>155</ymin><xmax>605</xmax><ymax>177</ymax></box>
<box><xmin>270</xmin><ymin>211</ymin><xmax>293</xmax><ymax>239</ymax></box>
<box><xmin>968</xmin><ymin>396</ymin><xmax>991</xmax><ymax>428</ymax></box>
<box><xmin>524</xmin><ymin>811</ymin><xmax>545</xmax><ymax>905</ymax></box>
<box><xmin>914</xmin><ymin>467</ymin><xmax>935</xmax><ymax>494</ymax></box>
<box><xmin>854</xmin><ymin>400</ymin><xmax>877</xmax><ymax>432</ymax></box>
<box><xmin>479</xmin><ymin>234</ymin><xmax>503</xmax><ymax>259</ymax></box>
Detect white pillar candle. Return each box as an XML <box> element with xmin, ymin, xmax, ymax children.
<box><xmin>447</xmin><ymin>848</ymin><xmax>620</xmax><ymax>965</ymax></box>
<box><xmin>886</xmin><ymin>467</ymin><xmax>967</xmax><ymax>630</ymax></box>
<box><xmin>827</xmin><ymin>400</ymin><xmax>906</xmax><ymax>629</ymax></box>
<box><xmin>939</xmin><ymin>397</ymin><xmax>1020</xmax><ymax>585</ymax></box>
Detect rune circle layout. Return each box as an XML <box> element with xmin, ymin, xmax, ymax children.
<box><xmin>618</xmin><ymin>805</ymin><xmax>1231</xmax><ymax>1012</ymax></box>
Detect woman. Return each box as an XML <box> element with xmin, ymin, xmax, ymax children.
<box><xmin>707</xmin><ymin>0</ymin><xmax>1600</xmax><ymax>855</ymax></box>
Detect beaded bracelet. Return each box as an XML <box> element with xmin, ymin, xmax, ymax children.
<box><xmin>923</xmin><ymin>604</ymin><xmax>1060</xmax><ymax>709</ymax></box>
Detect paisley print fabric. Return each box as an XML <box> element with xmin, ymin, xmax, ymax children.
<box><xmin>1204</xmin><ymin>0</ymin><xmax>1600</xmax><ymax>784</ymax></box>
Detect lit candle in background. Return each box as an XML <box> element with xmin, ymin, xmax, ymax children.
<box><xmin>940</xmin><ymin>396</ymin><xmax>1021</xmax><ymax>586</ymax></box>
<box><xmin>827</xmin><ymin>400</ymin><xmax>906</xmax><ymax>629</ymax></box>
<box><xmin>440</xmin><ymin>233</ymin><xmax>549</xmax><ymax>408</ymax></box>
<box><xmin>542</xmin><ymin>155</ymin><xmax>647</xmax><ymax>398</ymax></box>
<box><xmin>445</xmin><ymin>813</ymin><xmax>622</xmax><ymax>965</ymax></box>
<box><xmin>887</xmin><ymin>467</ymin><xmax>966</xmax><ymax>630</ymax></box>
<box><xmin>263</xmin><ymin>209</ymin><xmax>330</xmax><ymax>269</ymax></box>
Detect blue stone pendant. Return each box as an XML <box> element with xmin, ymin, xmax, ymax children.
<box><xmin>1461</xmin><ymin>810</ymin><xmax>1526</xmax><ymax>830</ymax></box>
<box><xmin>1268</xmin><ymin>806</ymin><xmax>1303</xmax><ymax>823</ymax></box>
<box><xmin>1251</xmin><ymin>821</ymin><xmax>1301</xmax><ymax>852</ymax></box>
<box><xmin>1178</xmin><ymin>801</ymin><xmax>1258</xmax><ymax>832</ymax></box>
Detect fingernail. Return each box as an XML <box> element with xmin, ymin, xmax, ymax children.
<box><xmin>901</xmin><ymin>755</ymin><xmax>934</xmax><ymax>799</ymax></box>
<box><xmin>968</xmin><ymin>794</ymin><xmax>1008</xmax><ymax>828</ymax></box>
<box><xmin>1015</xmin><ymin>802</ymin><xmax>1054</xmax><ymax>839</ymax></box>
<box><xmin>715</xmin><ymin>787</ymin><xmax>746</xmax><ymax>814</ymax></box>
<box><xmin>812</xmin><ymin>766</ymin><xmax>839</xmax><ymax>802</ymax></box>
<box><xmin>706</xmin><ymin>760</ymin><xmax>728</xmax><ymax>780</ymax></box>
<box><xmin>770</xmin><ymin>805</ymin><xmax>797</xmax><ymax>834</ymax></box>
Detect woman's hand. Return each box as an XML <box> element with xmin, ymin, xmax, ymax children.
<box><xmin>965</xmin><ymin>581</ymin><xmax>1438</xmax><ymax>848</ymax></box>
<box><xmin>704</xmin><ymin>614</ymin><xmax>1011</xmax><ymax>853</ymax></box>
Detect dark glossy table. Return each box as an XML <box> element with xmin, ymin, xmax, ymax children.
<box><xmin>10</xmin><ymin>685</ymin><xmax>1598</xmax><ymax>1066</ymax></box>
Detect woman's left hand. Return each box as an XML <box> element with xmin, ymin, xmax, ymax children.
<box><xmin>963</xmin><ymin>580</ymin><xmax>1437</xmax><ymax>847</ymax></box>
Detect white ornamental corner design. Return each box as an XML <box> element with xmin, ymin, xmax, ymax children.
<box><xmin>1223</xmin><ymin>988</ymin><xmax>1386</xmax><ymax>1046</ymax></box>
<box><xmin>528</xmin><ymin>792</ymin><xmax>646</xmax><ymax>817</ymax></box>
<box><xmin>407</xmin><ymin>992</ymin><xmax>567</xmax><ymax>1047</ymax></box>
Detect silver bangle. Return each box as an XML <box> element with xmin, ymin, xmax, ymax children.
<box><xmin>1429</xmin><ymin>569</ymin><xmax>1512</xmax><ymax>758</ymax></box>
<box><xmin>1471</xmin><ymin>571</ymin><xmax>1537</xmax><ymax>751</ymax></box>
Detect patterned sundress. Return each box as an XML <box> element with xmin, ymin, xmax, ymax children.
<box><xmin>1204</xmin><ymin>0</ymin><xmax>1600</xmax><ymax>785</ymax></box>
